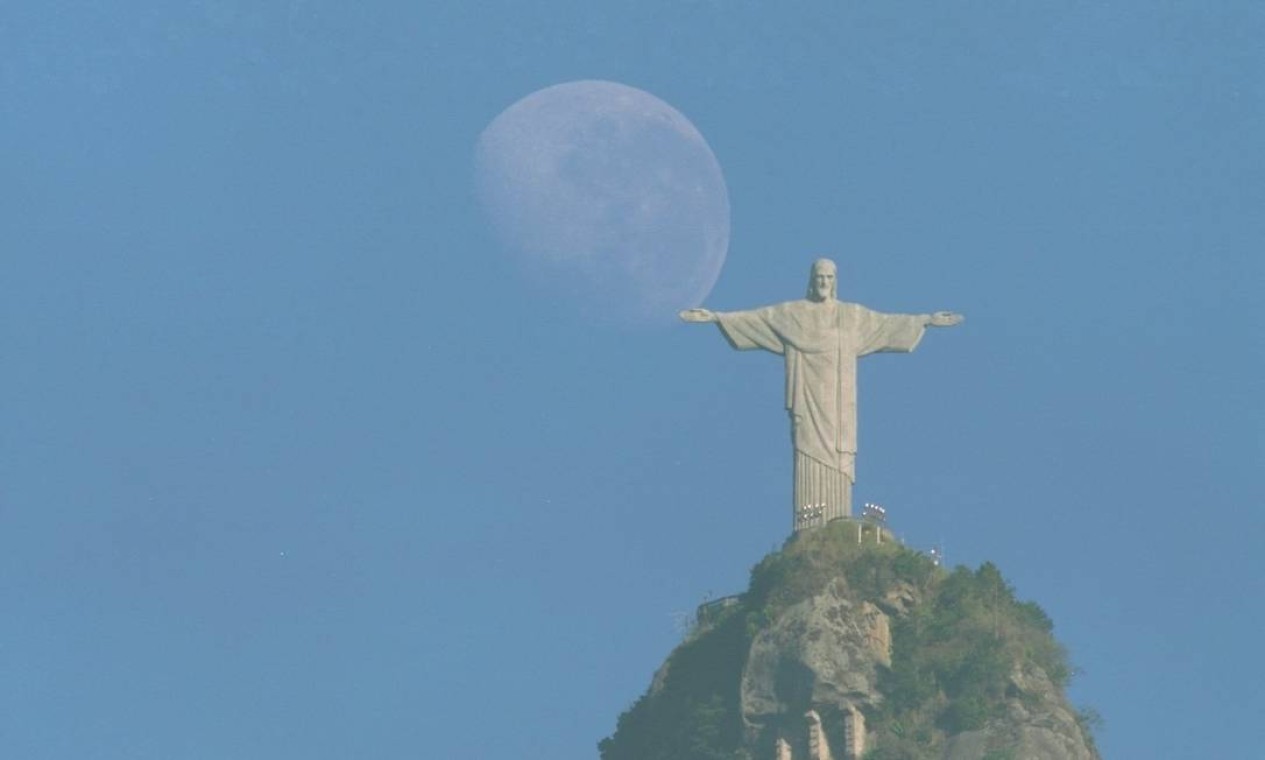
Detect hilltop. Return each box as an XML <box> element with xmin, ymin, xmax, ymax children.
<box><xmin>600</xmin><ymin>520</ymin><xmax>1100</xmax><ymax>760</ymax></box>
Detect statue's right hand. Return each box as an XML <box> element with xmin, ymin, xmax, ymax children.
<box><xmin>679</xmin><ymin>308</ymin><xmax>717</xmax><ymax>323</ymax></box>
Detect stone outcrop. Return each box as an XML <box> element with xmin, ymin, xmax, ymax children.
<box><xmin>742</xmin><ymin>579</ymin><xmax>890</xmax><ymax>758</ymax></box>
<box><xmin>599</xmin><ymin>522</ymin><xmax>1101</xmax><ymax>760</ymax></box>
<box><xmin>940</xmin><ymin>666</ymin><xmax>1098</xmax><ymax>760</ymax></box>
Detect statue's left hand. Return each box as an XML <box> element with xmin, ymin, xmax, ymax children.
<box><xmin>928</xmin><ymin>311</ymin><xmax>964</xmax><ymax>327</ymax></box>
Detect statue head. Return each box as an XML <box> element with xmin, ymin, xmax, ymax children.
<box><xmin>806</xmin><ymin>258</ymin><xmax>837</xmax><ymax>302</ymax></box>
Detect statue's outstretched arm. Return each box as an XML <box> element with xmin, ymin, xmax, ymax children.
<box><xmin>679</xmin><ymin>308</ymin><xmax>718</xmax><ymax>324</ymax></box>
<box><xmin>926</xmin><ymin>311</ymin><xmax>964</xmax><ymax>327</ymax></box>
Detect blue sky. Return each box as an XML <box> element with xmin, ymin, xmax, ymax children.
<box><xmin>2</xmin><ymin>2</ymin><xmax>1262</xmax><ymax>758</ymax></box>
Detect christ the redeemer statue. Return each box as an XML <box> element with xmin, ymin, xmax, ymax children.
<box><xmin>680</xmin><ymin>258</ymin><xmax>962</xmax><ymax>530</ymax></box>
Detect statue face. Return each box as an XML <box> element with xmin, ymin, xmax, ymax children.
<box><xmin>810</xmin><ymin>266</ymin><xmax>836</xmax><ymax>301</ymax></box>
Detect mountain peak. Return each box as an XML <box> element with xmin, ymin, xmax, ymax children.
<box><xmin>600</xmin><ymin>520</ymin><xmax>1100</xmax><ymax>760</ymax></box>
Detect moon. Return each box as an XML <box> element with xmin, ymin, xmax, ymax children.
<box><xmin>474</xmin><ymin>80</ymin><xmax>730</xmax><ymax>323</ymax></box>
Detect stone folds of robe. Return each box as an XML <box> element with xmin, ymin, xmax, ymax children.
<box><xmin>715</xmin><ymin>300</ymin><xmax>925</xmax><ymax>521</ymax></box>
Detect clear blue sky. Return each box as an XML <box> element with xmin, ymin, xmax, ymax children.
<box><xmin>3</xmin><ymin>2</ymin><xmax>1261</xmax><ymax>757</ymax></box>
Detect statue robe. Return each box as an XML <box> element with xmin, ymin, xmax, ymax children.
<box><xmin>715</xmin><ymin>300</ymin><xmax>926</xmax><ymax>526</ymax></box>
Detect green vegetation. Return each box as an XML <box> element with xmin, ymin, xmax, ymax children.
<box><xmin>870</xmin><ymin>560</ymin><xmax>1070</xmax><ymax>753</ymax></box>
<box><xmin>598</xmin><ymin>605</ymin><xmax>750</xmax><ymax>760</ymax></box>
<box><xmin>747</xmin><ymin>522</ymin><xmax>937</xmax><ymax>614</ymax></box>
<box><xmin>599</xmin><ymin>520</ymin><xmax>1089</xmax><ymax>760</ymax></box>
<box><xmin>1075</xmin><ymin>706</ymin><xmax>1104</xmax><ymax>756</ymax></box>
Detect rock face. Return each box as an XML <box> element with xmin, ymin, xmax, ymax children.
<box><xmin>599</xmin><ymin>522</ymin><xmax>1101</xmax><ymax>760</ymax></box>
<box><xmin>741</xmin><ymin>580</ymin><xmax>888</xmax><ymax>756</ymax></box>
<box><xmin>940</xmin><ymin>666</ymin><xmax>1099</xmax><ymax>760</ymax></box>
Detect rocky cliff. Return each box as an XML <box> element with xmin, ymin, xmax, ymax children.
<box><xmin>599</xmin><ymin>521</ymin><xmax>1100</xmax><ymax>760</ymax></box>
